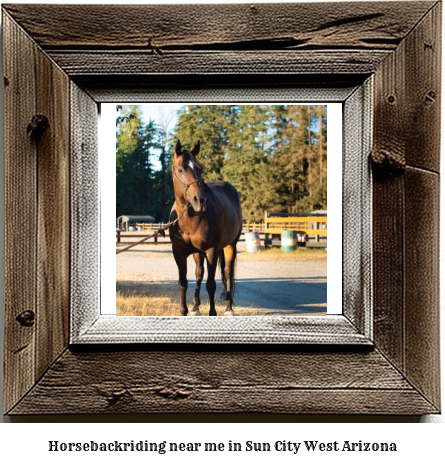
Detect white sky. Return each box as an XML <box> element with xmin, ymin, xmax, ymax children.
<box><xmin>139</xmin><ymin>104</ymin><xmax>184</xmax><ymax>132</ymax></box>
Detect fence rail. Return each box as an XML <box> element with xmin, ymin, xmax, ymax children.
<box><xmin>116</xmin><ymin>213</ymin><xmax>327</xmax><ymax>244</ymax></box>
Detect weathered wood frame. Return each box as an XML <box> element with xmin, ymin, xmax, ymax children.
<box><xmin>2</xmin><ymin>2</ymin><xmax>441</xmax><ymax>415</ymax></box>
<box><xmin>72</xmin><ymin>83</ymin><xmax>373</xmax><ymax>345</ymax></box>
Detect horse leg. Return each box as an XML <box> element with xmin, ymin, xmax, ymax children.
<box><xmin>190</xmin><ymin>252</ymin><xmax>205</xmax><ymax>316</ymax></box>
<box><xmin>173</xmin><ymin>250</ymin><xmax>188</xmax><ymax>316</ymax></box>
<box><xmin>223</xmin><ymin>243</ymin><xmax>237</xmax><ymax>316</ymax></box>
<box><xmin>205</xmin><ymin>248</ymin><xmax>218</xmax><ymax>316</ymax></box>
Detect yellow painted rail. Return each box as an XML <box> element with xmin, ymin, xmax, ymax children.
<box><xmin>129</xmin><ymin>214</ymin><xmax>328</xmax><ymax>237</ymax></box>
<box><xmin>264</xmin><ymin>216</ymin><xmax>327</xmax><ymax>224</ymax></box>
<box><xmin>262</xmin><ymin>213</ymin><xmax>327</xmax><ymax>237</ymax></box>
<box><xmin>243</xmin><ymin>214</ymin><xmax>328</xmax><ymax>236</ymax></box>
<box><xmin>263</xmin><ymin>228</ymin><xmax>327</xmax><ymax>235</ymax></box>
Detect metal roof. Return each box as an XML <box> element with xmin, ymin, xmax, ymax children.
<box><xmin>117</xmin><ymin>215</ymin><xmax>156</xmax><ymax>223</ymax></box>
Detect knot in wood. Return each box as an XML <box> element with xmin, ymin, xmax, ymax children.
<box><xmin>27</xmin><ymin>114</ymin><xmax>49</xmax><ymax>140</ymax></box>
<box><xmin>154</xmin><ymin>386</ymin><xmax>191</xmax><ymax>400</ymax></box>
<box><xmin>370</xmin><ymin>149</ymin><xmax>405</xmax><ymax>177</ymax></box>
<box><xmin>16</xmin><ymin>310</ymin><xmax>35</xmax><ymax>327</ymax></box>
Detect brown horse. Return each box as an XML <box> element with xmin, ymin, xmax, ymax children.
<box><xmin>169</xmin><ymin>140</ymin><xmax>242</xmax><ymax>316</ymax></box>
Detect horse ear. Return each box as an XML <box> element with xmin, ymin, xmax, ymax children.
<box><xmin>191</xmin><ymin>140</ymin><xmax>200</xmax><ymax>156</ymax></box>
<box><xmin>175</xmin><ymin>139</ymin><xmax>182</xmax><ymax>156</ymax></box>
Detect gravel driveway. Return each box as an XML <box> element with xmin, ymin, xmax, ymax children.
<box><xmin>116</xmin><ymin>244</ymin><xmax>327</xmax><ymax>316</ymax></box>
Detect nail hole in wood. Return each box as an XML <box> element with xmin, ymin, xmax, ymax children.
<box><xmin>424</xmin><ymin>90</ymin><xmax>436</xmax><ymax>105</ymax></box>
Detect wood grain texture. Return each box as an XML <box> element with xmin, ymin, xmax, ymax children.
<box><xmin>3</xmin><ymin>13</ymin><xmax>37</xmax><ymax>414</ymax></box>
<box><xmin>404</xmin><ymin>168</ymin><xmax>440</xmax><ymax>409</ymax></box>
<box><xmin>47</xmin><ymin>50</ymin><xmax>391</xmax><ymax>76</ymax></box>
<box><xmin>372</xmin><ymin>39</ymin><xmax>406</xmax><ymax>369</ymax></box>
<box><xmin>35</xmin><ymin>39</ymin><xmax>70</xmax><ymax>381</ymax></box>
<box><xmin>372</xmin><ymin>175</ymin><xmax>405</xmax><ymax>368</ymax></box>
<box><xmin>404</xmin><ymin>2</ymin><xmax>441</xmax><ymax>172</ymax></box>
<box><xmin>8</xmin><ymin>349</ymin><xmax>438</xmax><ymax>415</ymax></box>
<box><xmin>342</xmin><ymin>81</ymin><xmax>372</xmax><ymax>336</ymax></box>
<box><xmin>70</xmin><ymin>83</ymin><xmax>99</xmax><ymax>339</ymax></box>
<box><xmin>3</xmin><ymin>2</ymin><xmax>435</xmax><ymax>50</ymax></box>
<box><xmin>74</xmin><ymin>315</ymin><xmax>370</xmax><ymax>345</ymax></box>
<box><xmin>2</xmin><ymin>2</ymin><xmax>441</xmax><ymax>416</ymax></box>
<box><xmin>372</xmin><ymin>3</ymin><xmax>441</xmax><ymax>411</ymax></box>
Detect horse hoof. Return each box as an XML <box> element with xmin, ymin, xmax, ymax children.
<box><xmin>209</xmin><ymin>311</ymin><xmax>217</xmax><ymax>316</ymax></box>
<box><xmin>224</xmin><ymin>310</ymin><xmax>235</xmax><ymax>316</ymax></box>
<box><xmin>180</xmin><ymin>308</ymin><xmax>188</xmax><ymax>316</ymax></box>
<box><xmin>189</xmin><ymin>308</ymin><xmax>201</xmax><ymax>316</ymax></box>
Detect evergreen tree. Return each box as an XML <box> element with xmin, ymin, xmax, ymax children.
<box><xmin>151</xmin><ymin>109</ymin><xmax>175</xmax><ymax>222</ymax></box>
<box><xmin>174</xmin><ymin>105</ymin><xmax>237</xmax><ymax>179</ymax></box>
<box><xmin>116</xmin><ymin>104</ymin><xmax>328</xmax><ymax>223</ymax></box>
<box><xmin>116</xmin><ymin>105</ymin><xmax>158</xmax><ymax>218</ymax></box>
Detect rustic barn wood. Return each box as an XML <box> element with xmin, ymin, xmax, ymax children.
<box><xmin>3</xmin><ymin>13</ymin><xmax>38</xmax><ymax>413</ymax></box>
<box><xmin>3</xmin><ymin>2</ymin><xmax>436</xmax><ymax>50</ymax></box>
<box><xmin>35</xmin><ymin>38</ymin><xmax>71</xmax><ymax>383</ymax></box>
<box><xmin>9</xmin><ymin>349</ymin><xmax>438</xmax><ymax>415</ymax></box>
<box><xmin>46</xmin><ymin>50</ymin><xmax>391</xmax><ymax>76</ymax></box>
<box><xmin>2</xmin><ymin>2</ymin><xmax>441</xmax><ymax>416</ymax></box>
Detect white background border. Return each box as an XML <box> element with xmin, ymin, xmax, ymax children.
<box><xmin>105</xmin><ymin>103</ymin><xmax>341</xmax><ymax>315</ymax></box>
<box><xmin>0</xmin><ymin>0</ymin><xmax>443</xmax><ymax>447</ymax></box>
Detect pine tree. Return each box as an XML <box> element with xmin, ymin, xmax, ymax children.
<box><xmin>221</xmin><ymin>105</ymin><xmax>282</xmax><ymax>221</ymax></box>
<box><xmin>115</xmin><ymin>103</ymin><xmax>328</xmax><ymax>223</ymax></box>
<box><xmin>116</xmin><ymin>106</ymin><xmax>158</xmax><ymax>218</ymax></box>
<box><xmin>173</xmin><ymin>105</ymin><xmax>237</xmax><ymax>179</ymax></box>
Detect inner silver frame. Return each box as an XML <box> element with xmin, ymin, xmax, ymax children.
<box><xmin>70</xmin><ymin>80</ymin><xmax>373</xmax><ymax>345</ymax></box>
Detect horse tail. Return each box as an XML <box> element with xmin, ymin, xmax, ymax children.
<box><xmin>219</xmin><ymin>249</ymin><xmax>227</xmax><ymax>300</ymax></box>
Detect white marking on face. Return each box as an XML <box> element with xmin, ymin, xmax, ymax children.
<box><xmin>188</xmin><ymin>160</ymin><xmax>195</xmax><ymax>171</ymax></box>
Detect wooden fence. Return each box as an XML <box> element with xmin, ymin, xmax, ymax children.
<box><xmin>116</xmin><ymin>214</ymin><xmax>327</xmax><ymax>244</ymax></box>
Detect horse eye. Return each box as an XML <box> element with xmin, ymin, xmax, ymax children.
<box><xmin>178</xmin><ymin>169</ymin><xmax>183</xmax><ymax>173</ymax></box>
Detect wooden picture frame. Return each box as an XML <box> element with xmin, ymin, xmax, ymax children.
<box><xmin>2</xmin><ymin>2</ymin><xmax>440</xmax><ymax>415</ymax></box>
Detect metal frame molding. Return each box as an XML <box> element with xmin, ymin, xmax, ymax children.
<box><xmin>2</xmin><ymin>2</ymin><xmax>441</xmax><ymax>416</ymax></box>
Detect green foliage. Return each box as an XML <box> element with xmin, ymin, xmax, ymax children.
<box><xmin>174</xmin><ymin>105</ymin><xmax>237</xmax><ymax>179</ymax></box>
<box><xmin>116</xmin><ymin>104</ymin><xmax>327</xmax><ymax>223</ymax></box>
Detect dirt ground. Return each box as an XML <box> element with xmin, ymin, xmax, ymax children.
<box><xmin>116</xmin><ymin>242</ymin><xmax>327</xmax><ymax>317</ymax></box>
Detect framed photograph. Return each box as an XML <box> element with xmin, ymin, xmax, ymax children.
<box><xmin>3</xmin><ymin>2</ymin><xmax>440</xmax><ymax>415</ymax></box>
<box><xmin>112</xmin><ymin>102</ymin><xmax>336</xmax><ymax>322</ymax></box>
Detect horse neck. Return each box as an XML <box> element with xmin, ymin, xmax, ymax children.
<box><xmin>173</xmin><ymin>178</ymin><xmax>188</xmax><ymax>211</ymax></box>
<box><xmin>175</xmin><ymin>183</ymin><xmax>216</xmax><ymax>227</ymax></box>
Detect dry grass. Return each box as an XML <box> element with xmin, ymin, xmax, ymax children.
<box><xmin>116</xmin><ymin>281</ymin><xmax>264</xmax><ymax>316</ymax></box>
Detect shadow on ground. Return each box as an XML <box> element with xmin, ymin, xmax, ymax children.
<box><xmin>117</xmin><ymin>276</ymin><xmax>327</xmax><ymax>316</ymax></box>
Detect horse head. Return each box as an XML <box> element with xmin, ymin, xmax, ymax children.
<box><xmin>173</xmin><ymin>139</ymin><xmax>207</xmax><ymax>212</ymax></box>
